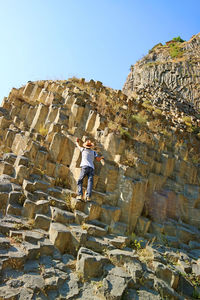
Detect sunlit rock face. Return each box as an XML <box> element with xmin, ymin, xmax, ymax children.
<box><xmin>123</xmin><ymin>33</ymin><xmax>200</xmax><ymax>109</ymax></box>
<box><xmin>0</xmin><ymin>39</ymin><xmax>199</xmax><ymax>298</ymax></box>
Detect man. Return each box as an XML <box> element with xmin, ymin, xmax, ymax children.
<box><xmin>76</xmin><ymin>138</ymin><xmax>104</xmax><ymax>201</ymax></box>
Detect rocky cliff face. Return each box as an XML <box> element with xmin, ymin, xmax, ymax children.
<box><xmin>0</xmin><ymin>73</ymin><xmax>199</xmax><ymax>297</ymax></box>
<box><xmin>123</xmin><ymin>33</ymin><xmax>200</xmax><ymax>109</ymax></box>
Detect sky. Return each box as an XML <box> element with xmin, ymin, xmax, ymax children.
<box><xmin>0</xmin><ymin>0</ymin><xmax>199</xmax><ymax>101</ymax></box>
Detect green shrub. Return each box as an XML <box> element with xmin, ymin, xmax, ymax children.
<box><xmin>169</xmin><ymin>43</ymin><xmax>184</xmax><ymax>58</ymax></box>
<box><xmin>172</xmin><ymin>36</ymin><xmax>185</xmax><ymax>43</ymax></box>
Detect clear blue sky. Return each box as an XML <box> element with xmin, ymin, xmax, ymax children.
<box><xmin>0</xmin><ymin>0</ymin><xmax>199</xmax><ymax>101</ymax></box>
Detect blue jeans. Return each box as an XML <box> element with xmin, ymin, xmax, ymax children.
<box><xmin>77</xmin><ymin>166</ymin><xmax>94</xmax><ymax>197</ymax></box>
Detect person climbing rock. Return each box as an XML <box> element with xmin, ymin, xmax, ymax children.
<box><xmin>76</xmin><ymin>138</ymin><xmax>104</xmax><ymax>201</ymax></box>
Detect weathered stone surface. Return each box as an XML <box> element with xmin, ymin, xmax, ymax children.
<box><xmin>100</xmin><ymin>205</ymin><xmax>121</xmax><ymax>224</ymax></box>
<box><xmin>30</xmin><ymin>103</ymin><xmax>49</xmax><ymax>131</ymax></box>
<box><xmin>84</xmin><ymin>223</ymin><xmax>107</xmax><ymax>237</ymax></box>
<box><xmin>6</xmin><ymin>203</ymin><xmax>22</xmax><ymax>216</ymax></box>
<box><xmin>58</xmin><ymin>273</ymin><xmax>80</xmax><ymax>299</ymax></box>
<box><xmin>49</xmin><ymin>222</ymin><xmax>72</xmax><ymax>253</ymax></box>
<box><xmin>85</xmin><ymin>236</ymin><xmax>114</xmax><ymax>253</ymax></box>
<box><xmin>84</xmin><ymin>201</ymin><xmax>102</xmax><ymax>221</ymax></box>
<box><xmin>99</xmin><ymin>266</ymin><xmax>132</xmax><ymax>299</ymax></box>
<box><xmin>70</xmin><ymin>224</ymin><xmax>87</xmax><ymax>251</ymax></box>
<box><xmin>23</xmin><ymin>199</ymin><xmax>36</xmax><ymax>218</ymax></box>
<box><xmin>0</xmin><ymin>161</ymin><xmax>15</xmax><ymax>176</ymax></box>
<box><xmin>51</xmin><ymin>206</ymin><xmax>75</xmax><ymax>225</ymax></box>
<box><xmin>76</xmin><ymin>247</ymin><xmax>109</xmax><ymax>279</ymax></box>
<box><xmin>153</xmin><ymin>261</ymin><xmax>179</xmax><ymax>289</ymax></box>
<box><xmin>74</xmin><ymin>210</ymin><xmax>89</xmax><ymax>224</ymax></box>
<box><xmin>34</xmin><ymin>214</ymin><xmax>51</xmax><ymax>231</ymax></box>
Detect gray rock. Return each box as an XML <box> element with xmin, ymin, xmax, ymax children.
<box><xmin>137</xmin><ymin>288</ymin><xmax>161</xmax><ymax>300</ymax></box>
<box><xmin>34</xmin><ymin>214</ymin><xmax>51</xmax><ymax>231</ymax></box>
<box><xmin>39</xmin><ymin>238</ymin><xmax>56</xmax><ymax>256</ymax></box>
<box><xmin>24</xmin><ymin>260</ymin><xmax>40</xmax><ymax>273</ymax></box>
<box><xmin>85</xmin><ymin>235</ymin><xmax>113</xmax><ymax>253</ymax></box>
<box><xmin>154</xmin><ymin>278</ymin><xmax>184</xmax><ymax>300</ymax></box>
<box><xmin>23</xmin><ymin>230</ymin><xmax>44</xmax><ymax>244</ymax></box>
<box><xmin>34</xmin><ymin>200</ymin><xmax>50</xmax><ymax>215</ymax></box>
<box><xmin>177</xmin><ymin>275</ymin><xmax>195</xmax><ymax>298</ymax></box>
<box><xmin>123</xmin><ymin>289</ymin><xmax>139</xmax><ymax>300</ymax></box>
<box><xmin>76</xmin><ymin>247</ymin><xmax>109</xmax><ymax>279</ymax></box>
<box><xmin>0</xmin><ymin>181</ymin><xmax>12</xmax><ymax>193</ymax></box>
<box><xmin>22</xmin><ymin>273</ymin><xmax>45</xmax><ymax>291</ymax></box>
<box><xmin>76</xmin><ymin>281</ymin><xmax>102</xmax><ymax>300</ymax></box>
<box><xmin>49</xmin><ymin>222</ymin><xmax>72</xmax><ymax>254</ymax></box>
<box><xmin>6</xmin><ymin>203</ymin><xmax>22</xmax><ymax>216</ymax></box>
<box><xmin>44</xmin><ymin>275</ymin><xmax>65</xmax><ymax>290</ymax></box>
<box><xmin>100</xmin><ymin>273</ymin><xmax>129</xmax><ymax>299</ymax></box>
<box><xmin>51</xmin><ymin>206</ymin><xmax>75</xmax><ymax>225</ymax></box>
<box><xmin>0</xmin><ymin>286</ymin><xmax>20</xmax><ymax>299</ymax></box>
<box><xmin>0</xmin><ymin>192</ymin><xmax>9</xmax><ymax>210</ymax></box>
<box><xmin>108</xmin><ymin>248</ymin><xmax>136</xmax><ymax>264</ymax></box>
<box><xmin>192</xmin><ymin>263</ymin><xmax>200</xmax><ymax>276</ymax></box>
<box><xmin>153</xmin><ymin>262</ymin><xmax>179</xmax><ymax>288</ymax></box>
<box><xmin>19</xmin><ymin>288</ymin><xmax>34</xmax><ymax>300</ymax></box>
<box><xmin>74</xmin><ymin>210</ymin><xmax>89</xmax><ymax>224</ymax></box>
<box><xmin>59</xmin><ymin>273</ymin><xmax>80</xmax><ymax>299</ymax></box>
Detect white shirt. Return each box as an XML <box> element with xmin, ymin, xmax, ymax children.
<box><xmin>76</xmin><ymin>143</ymin><xmax>98</xmax><ymax>169</ymax></box>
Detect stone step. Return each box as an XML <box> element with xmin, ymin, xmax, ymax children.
<box><xmin>83</xmin><ymin>223</ymin><xmax>107</xmax><ymax>237</ymax></box>
<box><xmin>23</xmin><ymin>230</ymin><xmax>46</xmax><ymax>244</ymax></box>
<box><xmin>34</xmin><ymin>214</ymin><xmax>51</xmax><ymax>231</ymax></box>
<box><xmin>48</xmin><ymin>196</ymin><xmax>67</xmax><ymax>210</ymax></box>
<box><xmin>85</xmin><ymin>236</ymin><xmax>115</xmax><ymax>253</ymax></box>
<box><xmin>74</xmin><ymin>210</ymin><xmax>89</xmax><ymax>224</ymax></box>
<box><xmin>51</xmin><ymin>206</ymin><xmax>75</xmax><ymax>225</ymax></box>
<box><xmin>87</xmin><ymin>219</ymin><xmax>109</xmax><ymax>230</ymax></box>
<box><xmin>6</xmin><ymin>203</ymin><xmax>23</xmax><ymax>216</ymax></box>
<box><xmin>104</xmin><ymin>234</ymin><xmax>129</xmax><ymax>249</ymax></box>
<box><xmin>0</xmin><ymin>236</ymin><xmax>11</xmax><ymax>249</ymax></box>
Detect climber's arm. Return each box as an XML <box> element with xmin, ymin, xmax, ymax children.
<box><xmin>76</xmin><ymin>138</ymin><xmax>83</xmax><ymax>151</ymax></box>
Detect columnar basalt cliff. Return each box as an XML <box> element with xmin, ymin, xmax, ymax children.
<box><xmin>0</xmin><ymin>37</ymin><xmax>199</xmax><ymax>299</ymax></box>
<box><xmin>123</xmin><ymin>33</ymin><xmax>200</xmax><ymax>109</ymax></box>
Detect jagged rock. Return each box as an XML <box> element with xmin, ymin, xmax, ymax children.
<box><xmin>100</xmin><ymin>205</ymin><xmax>121</xmax><ymax>224</ymax></box>
<box><xmin>83</xmin><ymin>223</ymin><xmax>107</xmax><ymax>237</ymax></box>
<box><xmin>176</xmin><ymin>275</ymin><xmax>195</xmax><ymax>299</ymax></box>
<box><xmin>70</xmin><ymin>224</ymin><xmax>87</xmax><ymax>251</ymax></box>
<box><xmin>74</xmin><ymin>210</ymin><xmax>89</xmax><ymax>224</ymax></box>
<box><xmin>58</xmin><ymin>273</ymin><xmax>79</xmax><ymax>299</ymax></box>
<box><xmin>6</xmin><ymin>203</ymin><xmax>22</xmax><ymax>216</ymax></box>
<box><xmin>98</xmin><ymin>265</ymin><xmax>133</xmax><ymax>299</ymax></box>
<box><xmin>51</xmin><ymin>206</ymin><xmax>75</xmax><ymax>225</ymax></box>
<box><xmin>34</xmin><ymin>214</ymin><xmax>51</xmax><ymax>231</ymax></box>
<box><xmin>153</xmin><ymin>261</ymin><xmax>179</xmax><ymax>289</ymax></box>
<box><xmin>0</xmin><ymin>46</ymin><xmax>199</xmax><ymax>299</ymax></box>
<box><xmin>85</xmin><ymin>236</ymin><xmax>114</xmax><ymax>253</ymax></box>
<box><xmin>76</xmin><ymin>247</ymin><xmax>109</xmax><ymax>279</ymax></box>
<box><xmin>84</xmin><ymin>201</ymin><xmax>102</xmax><ymax>221</ymax></box>
<box><xmin>49</xmin><ymin>222</ymin><xmax>72</xmax><ymax>254</ymax></box>
<box><xmin>109</xmin><ymin>223</ymin><xmax>127</xmax><ymax>239</ymax></box>
<box><xmin>108</xmin><ymin>248</ymin><xmax>136</xmax><ymax>264</ymax></box>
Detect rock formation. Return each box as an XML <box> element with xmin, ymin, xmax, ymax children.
<box><xmin>0</xmin><ymin>36</ymin><xmax>199</xmax><ymax>298</ymax></box>
<box><xmin>123</xmin><ymin>33</ymin><xmax>200</xmax><ymax>109</ymax></box>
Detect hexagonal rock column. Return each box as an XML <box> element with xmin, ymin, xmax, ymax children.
<box><xmin>49</xmin><ymin>222</ymin><xmax>72</xmax><ymax>254</ymax></box>
<box><xmin>76</xmin><ymin>247</ymin><xmax>109</xmax><ymax>279</ymax></box>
